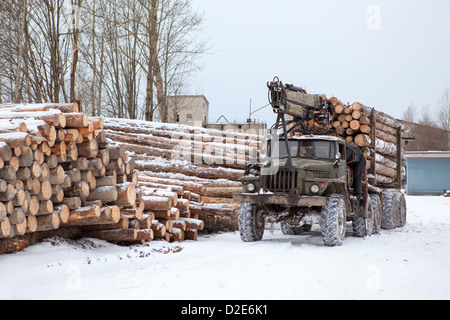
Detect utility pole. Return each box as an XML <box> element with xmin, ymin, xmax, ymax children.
<box><xmin>248</xmin><ymin>99</ymin><xmax>252</xmax><ymax>130</ymax></box>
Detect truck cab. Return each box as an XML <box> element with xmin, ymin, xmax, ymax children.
<box><xmin>244</xmin><ymin>135</ymin><xmax>348</xmax><ymax>197</ymax></box>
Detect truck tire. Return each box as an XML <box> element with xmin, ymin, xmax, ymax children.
<box><xmin>371</xmin><ymin>193</ymin><xmax>382</xmax><ymax>234</ymax></box>
<box><xmin>238</xmin><ymin>202</ymin><xmax>265</xmax><ymax>242</ymax></box>
<box><xmin>321</xmin><ymin>194</ymin><xmax>346</xmax><ymax>247</ymax></box>
<box><xmin>353</xmin><ymin>194</ymin><xmax>374</xmax><ymax>238</ymax></box>
<box><xmin>381</xmin><ymin>192</ymin><xmax>399</xmax><ymax>230</ymax></box>
<box><xmin>396</xmin><ymin>193</ymin><xmax>407</xmax><ymax>228</ymax></box>
<box><xmin>281</xmin><ymin>223</ymin><xmax>312</xmax><ymax>235</ymax></box>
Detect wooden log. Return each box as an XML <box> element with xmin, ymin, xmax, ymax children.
<box><xmin>67</xmin><ymin>204</ymin><xmax>101</xmax><ymax>224</ymax></box>
<box><xmin>189</xmin><ymin>202</ymin><xmax>237</xmax><ymax>217</ymax></box>
<box><xmin>0</xmin><ymin>166</ymin><xmax>17</xmax><ymax>181</ymax></box>
<box><xmin>37</xmin><ymin>180</ymin><xmax>52</xmax><ymax>201</ymax></box>
<box><xmin>184</xmin><ymin>228</ymin><xmax>198</xmax><ymax>240</ymax></box>
<box><xmin>9</xmin><ymin>207</ymin><xmax>26</xmax><ymax>224</ymax></box>
<box><xmin>64</xmin><ymin>181</ymin><xmax>90</xmax><ymax>198</ymax></box>
<box><xmin>62</xmin><ymin>197</ymin><xmax>82</xmax><ymax>209</ymax></box>
<box><xmin>0</xmin><ymin>203</ymin><xmax>6</xmax><ymax>222</ymax></box>
<box><xmin>204</xmin><ymin>187</ymin><xmax>244</xmax><ymax>198</ymax></box>
<box><xmin>352</xmin><ymin>102</ymin><xmax>400</xmax><ymax>128</ymax></box>
<box><xmin>179</xmin><ymin>217</ymin><xmax>204</xmax><ymax>230</ymax></box>
<box><xmin>77</xmin><ymin>139</ymin><xmax>98</xmax><ymax>158</ymax></box>
<box><xmin>349</xmin><ymin>120</ymin><xmax>360</xmax><ymax>131</ymax></box>
<box><xmin>0</xmin><ymin>132</ymin><xmax>31</xmax><ymax>148</ymax></box>
<box><xmin>375</xmin><ymin>121</ymin><xmax>397</xmax><ymax>136</ymax></box>
<box><xmin>37</xmin><ymin>199</ymin><xmax>53</xmax><ymax>216</ymax></box>
<box><xmin>170</xmin><ymin>227</ymin><xmax>184</xmax><ymax>242</ymax></box>
<box><xmin>95</xmin><ymin>175</ymin><xmax>116</xmax><ymax>188</ymax></box>
<box><xmin>143</xmin><ymin>195</ymin><xmax>173</xmax><ymax>211</ymax></box>
<box><xmin>0</xmin><ymin>102</ymin><xmax>79</xmax><ymax>113</ymax></box>
<box><xmin>89</xmin><ymin>117</ymin><xmax>104</xmax><ymax>130</ymax></box>
<box><xmin>64</xmin><ymin>113</ymin><xmax>89</xmax><ymax>128</ymax></box>
<box><xmin>115</xmin><ymin>182</ymin><xmax>136</xmax><ymax>207</ymax></box>
<box><xmin>332</xmin><ymin>104</ymin><xmax>345</xmax><ymax>115</ymax></box>
<box><xmin>153</xmin><ymin>210</ymin><xmax>171</xmax><ymax>219</ymax></box>
<box><xmin>48</xmin><ymin>165</ymin><xmax>65</xmax><ymax>185</ymax></box>
<box><xmin>63</xmin><ymin>205</ymin><xmax>119</xmax><ymax>226</ymax></box>
<box><xmin>0</xmin><ymin>184</ymin><xmax>15</xmax><ymax>201</ymax></box>
<box><xmin>136</xmin><ymin>159</ymin><xmax>244</xmax><ymax>181</ymax></box>
<box><xmin>10</xmin><ymin>219</ymin><xmax>27</xmax><ymax>237</ymax></box>
<box><xmin>0</xmin><ymin>142</ymin><xmax>12</xmax><ymax>161</ymax></box>
<box><xmin>0</xmin><ymin>218</ymin><xmax>11</xmax><ymax>238</ymax></box>
<box><xmin>360</xmin><ymin>124</ymin><xmax>371</xmax><ymax>134</ymax></box>
<box><xmin>135</xmin><ymin>229</ymin><xmax>154</xmax><ymax>242</ymax></box>
<box><xmin>35</xmin><ymin>211</ymin><xmax>60</xmax><ymax>231</ymax></box>
<box><xmin>86</xmin><ymin>185</ymin><xmax>118</xmax><ymax>203</ymax></box>
<box><xmin>55</xmin><ymin>204</ymin><xmax>70</xmax><ymax>223</ymax></box>
<box><xmin>82</xmin><ymin>229</ymin><xmax>137</xmax><ymax>242</ymax></box>
<box><xmin>26</xmin><ymin>215</ymin><xmax>38</xmax><ymax>233</ymax></box>
<box><xmin>27</xmin><ymin>196</ymin><xmax>39</xmax><ymax>216</ymax></box>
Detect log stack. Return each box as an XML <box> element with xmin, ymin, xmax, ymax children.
<box><xmin>329</xmin><ymin>98</ymin><xmax>404</xmax><ymax>186</ymax></box>
<box><xmin>0</xmin><ymin>103</ymin><xmax>206</xmax><ymax>254</ymax></box>
<box><xmin>103</xmin><ymin>118</ymin><xmax>263</xmax><ymax>232</ymax></box>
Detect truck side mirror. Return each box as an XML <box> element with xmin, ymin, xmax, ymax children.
<box><xmin>334</xmin><ymin>152</ymin><xmax>341</xmax><ymax>166</ymax></box>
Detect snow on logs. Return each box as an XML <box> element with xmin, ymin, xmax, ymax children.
<box><xmin>329</xmin><ymin>98</ymin><xmax>404</xmax><ymax>186</ymax></box>
<box><xmin>0</xmin><ymin>103</ymin><xmax>203</xmax><ymax>254</ymax></box>
<box><xmin>103</xmin><ymin>118</ymin><xmax>261</xmax><ymax>233</ymax></box>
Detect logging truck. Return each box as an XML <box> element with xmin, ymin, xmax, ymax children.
<box><xmin>233</xmin><ymin>78</ymin><xmax>407</xmax><ymax>246</ymax></box>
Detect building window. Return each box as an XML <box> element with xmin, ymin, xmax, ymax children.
<box><xmin>187</xmin><ymin>114</ymin><xmax>193</xmax><ymax>122</ymax></box>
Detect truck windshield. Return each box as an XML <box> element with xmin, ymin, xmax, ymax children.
<box><xmin>299</xmin><ymin>140</ymin><xmax>335</xmax><ymax>160</ymax></box>
<box><xmin>270</xmin><ymin>139</ymin><xmax>335</xmax><ymax>160</ymax></box>
<box><xmin>277</xmin><ymin>140</ymin><xmax>299</xmax><ymax>158</ymax></box>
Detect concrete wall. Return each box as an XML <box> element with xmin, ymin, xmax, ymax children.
<box><xmin>167</xmin><ymin>95</ymin><xmax>209</xmax><ymax>128</ymax></box>
<box><xmin>205</xmin><ymin>122</ymin><xmax>267</xmax><ymax>135</ymax></box>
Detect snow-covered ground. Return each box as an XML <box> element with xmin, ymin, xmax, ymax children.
<box><xmin>1</xmin><ymin>195</ymin><xmax>449</xmax><ymax>300</ymax></box>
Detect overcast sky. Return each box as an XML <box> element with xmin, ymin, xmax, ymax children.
<box><xmin>190</xmin><ymin>0</ymin><xmax>450</xmax><ymax>125</ymax></box>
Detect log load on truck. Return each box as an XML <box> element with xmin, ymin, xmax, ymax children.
<box><xmin>233</xmin><ymin>77</ymin><xmax>407</xmax><ymax>246</ymax></box>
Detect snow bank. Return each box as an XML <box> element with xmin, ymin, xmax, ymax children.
<box><xmin>1</xmin><ymin>195</ymin><xmax>449</xmax><ymax>300</ymax></box>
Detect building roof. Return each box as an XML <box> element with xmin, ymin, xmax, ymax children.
<box><xmin>405</xmin><ymin>151</ymin><xmax>450</xmax><ymax>158</ymax></box>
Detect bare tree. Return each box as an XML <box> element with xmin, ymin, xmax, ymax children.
<box><xmin>437</xmin><ymin>88</ymin><xmax>450</xmax><ymax>131</ymax></box>
<box><xmin>402</xmin><ymin>103</ymin><xmax>417</xmax><ymax>123</ymax></box>
<box><xmin>137</xmin><ymin>0</ymin><xmax>206</xmax><ymax>121</ymax></box>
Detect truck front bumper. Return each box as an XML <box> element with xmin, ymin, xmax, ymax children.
<box><xmin>233</xmin><ymin>193</ymin><xmax>327</xmax><ymax>207</ymax></box>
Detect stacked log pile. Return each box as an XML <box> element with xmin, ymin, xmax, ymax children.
<box><xmin>0</xmin><ymin>103</ymin><xmax>204</xmax><ymax>254</ymax></box>
<box><xmin>329</xmin><ymin>98</ymin><xmax>404</xmax><ymax>186</ymax></box>
<box><xmin>103</xmin><ymin>118</ymin><xmax>264</xmax><ymax>232</ymax></box>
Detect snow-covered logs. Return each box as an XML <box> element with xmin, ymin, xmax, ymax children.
<box><xmin>103</xmin><ymin>118</ymin><xmax>262</xmax><ymax>232</ymax></box>
<box><xmin>0</xmin><ymin>103</ymin><xmax>203</xmax><ymax>254</ymax></box>
<box><xmin>329</xmin><ymin>98</ymin><xmax>404</xmax><ymax>186</ymax></box>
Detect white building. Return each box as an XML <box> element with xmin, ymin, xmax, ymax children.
<box><xmin>167</xmin><ymin>95</ymin><xmax>209</xmax><ymax>128</ymax></box>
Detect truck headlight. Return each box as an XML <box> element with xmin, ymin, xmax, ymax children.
<box><xmin>310</xmin><ymin>184</ymin><xmax>320</xmax><ymax>194</ymax></box>
<box><xmin>247</xmin><ymin>183</ymin><xmax>256</xmax><ymax>192</ymax></box>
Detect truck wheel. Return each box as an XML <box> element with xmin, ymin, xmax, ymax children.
<box><xmin>371</xmin><ymin>194</ymin><xmax>382</xmax><ymax>234</ymax></box>
<box><xmin>281</xmin><ymin>223</ymin><xmax>311</xmax><ymax>235</ymax></box>
<box><xmin>321</xmin><ymin>195</ymin><xmax>346</xmax><ymax>247</ymax></box>
<box><xmin>238</xmin><ymin>202</ymin><xmax>265</xmax><ymax>242</ymax></box>
<box><xmin>396</xmin><ymin>193</ymin><xmax>407</xmax><ymax>228</ymax></box>
<box><xmin>353</xmin><ymin>194</ymin><xmax>374</xmax><ymax>237</ymax></box>
<box><xmin>381</xmin><ymin>192</ymin><xmax>399</xmax><ymax>230</ymax></box>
